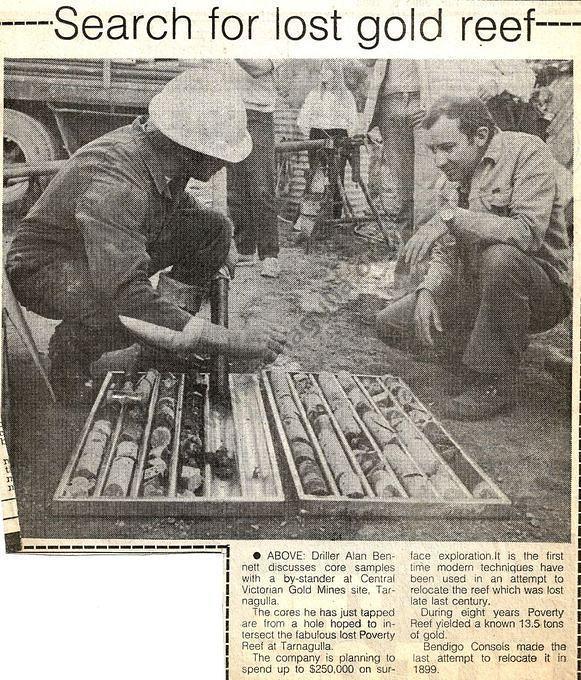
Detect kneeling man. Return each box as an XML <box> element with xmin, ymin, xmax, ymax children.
<box><xmin>6</xmin><ymin>71</ymin><xmax>286</xmax><ymax>401</ymax></box>
<box><xmin>377</xmin><ymin>97</ymin><xmax>570</xmax><ymax>420</ymax></box>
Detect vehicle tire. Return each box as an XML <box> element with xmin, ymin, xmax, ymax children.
<box><xmin>3</xmin><ymin>108</ymin><xmax>60</xmax><ymax>213</ymax></box>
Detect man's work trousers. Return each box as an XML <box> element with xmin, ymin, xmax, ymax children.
<box><xmin>7</xmin><ymin>205</ymin><xmax>231</xmax><ymax>364</ymax></box>
<box><xmin>378</xmin><ymin>91</ymin><xmax>442</xmax><ymax>234</ymax></box>
<box><xmin>227</xmin><ymin>108</ymin><xmax>279</xmax><ymax>260</ymax></box>
<box><xmin>376</xmin><ymin>244</ymin><xmax>571</xmax><ymax>375</ymax></box>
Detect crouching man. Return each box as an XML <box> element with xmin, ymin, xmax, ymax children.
<box><xmin>376</xmin><ymin>97</ymin><xmax>571</xmax><ymax>420</ymax></box>
<box><xmin>6</xmin><ymin>71</ymin><xmax>286</xmax><ymax>401</ymax></box>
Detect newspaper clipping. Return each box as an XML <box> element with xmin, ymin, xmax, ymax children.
<box><xmin>0</xmin><ymin>1</ymin><xmax>577</xmax><ymax>678</ymax></box>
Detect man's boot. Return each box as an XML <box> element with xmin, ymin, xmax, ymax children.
<box><xmin>438</xmin><ymin>373</ymin><xmax>519</xmax><ymax>420</ymax></box>
<box><xmin>48</xmin><ymin>322</ymin><xmax>96</xmax><ymax>404</ymax></box>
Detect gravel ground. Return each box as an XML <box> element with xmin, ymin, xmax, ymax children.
<box><xmin>3</xmin><ymin>218</ymin><xmax>573</xmax><ymax>543</ymax></box>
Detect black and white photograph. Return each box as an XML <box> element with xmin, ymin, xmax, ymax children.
<box><xmin>2</xmin><ymin>57</ymin><xmax>573</xmax><ymax>544</ymax></box>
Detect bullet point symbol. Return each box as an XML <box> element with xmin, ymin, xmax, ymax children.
<box><xmin>253</xmin><ymin>552</ymin><xmax>261</xmax><ymax>559</ymax></box>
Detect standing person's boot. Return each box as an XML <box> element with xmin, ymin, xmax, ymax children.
<box><xmin>260</xmin><ymin>257</ymin><xmax>280</xmax><ymax>279</ymax></box>
<box><xmin>48</xmin><ymin>322</ymin><xmax>96</xmax><ymax>404</ymax></box>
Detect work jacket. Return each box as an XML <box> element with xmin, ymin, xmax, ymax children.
<box><xmin>418</xmin><ymin>130</ymin><xmax>571</xmax><ymax>300</ymax></box>
<box><xmin>7</xmin><ymin>118</ymin><xmax>192</xmax><ymax>331</ymax></box>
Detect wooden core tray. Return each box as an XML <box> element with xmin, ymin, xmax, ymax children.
<box><xmin>52</xmin><ymin>371</ymin><xmax>284</xmax><ymax>517</ymax></box>
<box><xmin>262</xmin><ymin>370</ymin><xmax>511</xmax><ymax>518</ymax></box>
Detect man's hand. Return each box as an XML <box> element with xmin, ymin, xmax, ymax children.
<box><xmin>477</xmin><ymin>79</ymin><xmax>500</xmax><ymax>103</ymax></box>
<box><xmin>366</xmin><ymin>126</ymin><xmax>383</xmax><ymax>147</ymax></box>
<box><xmin>403</xmin><ymin>218</ymin><xmax>448</xmax><ymax>267</ymax></box>
<box><xmin>414</xmin><ymin>290</ymin><xmax>443</xmax><ymax>347</ymax></box>
<box><xmin>227</xmin><ymin>323</ymin><xmax>287</xmax><ymax>363</ymax></box>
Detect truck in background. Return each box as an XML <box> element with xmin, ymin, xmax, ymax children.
<box><xmin>3</xmin><ymin>58</ymin><xmax>193</xmax><ymax>211</ymax></box>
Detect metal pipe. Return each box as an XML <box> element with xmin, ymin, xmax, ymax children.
<box><xmin>4</xmin><ymin>160</ymin><xmax>65</xmax><ymax>180</ymax></box>
<box><xmin>210</xmin><ymin>269</ymin><xmax>230</xmax><ymax>401</ymax></box>
<box><xmin>275</xmin><ymin>136</ymin><xmax>366</xmax><ymax>154</ymax></box>
<box><xmin>3</xmin><ymin>138</ymin><xmax>363</xmax><ymax>181</ymax></box>
<box><xmin>357</xmin><ymin>176</ymin><xmax>397</xmax><ymax>253</ymax></box>
<box><xmin>275</xmin><ymin>138</ymin><xmax>331</xmax><ymax>153</ymax></box>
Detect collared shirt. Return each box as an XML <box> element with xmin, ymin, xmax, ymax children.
<box><xmin>235</xmin><ymin>59</ymin><xmax>280</xmax><ymax>112</ymax></box>
<box><xmin>9</xmin><ymin>117</ymin><xmax>192</xmax><ymax>331</ymax></box>
<box><xmin>297</xmin><ymin>87</ymin><xmax>360</xmax><ymax>137</ymax></box>
<box><xmin>421</xmin><ymin>130</ymin><xmax>571</xmax><ymax>298</ymax></box>
<box><xmin>381</xmin><ymin>59</ymin><xmax>420</xmax><ymax>95</ymax></box>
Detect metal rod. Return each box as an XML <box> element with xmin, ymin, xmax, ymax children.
<box><xmin>4</xmin><ymin>160</ymin><xmax>65</xmax><ymax>180</ymax></box>
<box><xmin>3</xmin><ymin>279</ymin><xmax>57</xmax><ymax>403</ymax></box>
<box><xmin>3</xmin><ymin>138</ymin><xmax>361</xmax><ymax>182</ymax></box>
<box><xmin>167</xmin><ymin>374</ymin><xmax>186</xmax><ymax>497</ymax></box>
<box><xmin>275</xmin><ymin>138</ymin><xmax>332</xmax><ymax>153</ymax></box>
<box><xmin>210</xmin><ymin>271</ymin><xmax>229</xmax><ymax>400</ymax></box>
<box><xmin>129</xmin><ymin>374</ymin><xmax>161</xmax><ymax>497</ymax></box>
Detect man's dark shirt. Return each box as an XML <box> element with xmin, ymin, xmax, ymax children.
<box><xmin>7</xmin><ymin>118</ymin><xmax>192</xmax><ymax>331</ymax></box>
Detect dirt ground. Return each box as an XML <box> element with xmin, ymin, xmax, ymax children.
<box><xmin>3</xmin><ymin>217</ymin><xmax>572</xmax><ymax>543</ymax></box>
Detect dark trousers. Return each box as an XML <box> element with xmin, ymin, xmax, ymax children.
<box><xmin>8</xmin><ymin>205</ymin><xmax>230</xmax><ymax>364</ymax></box>
<box><xmin>377</xmin><ymin>92</ymin><xmax>424</xmax><ymax>231</ymax></box>
<box><xmin>227</xmin><ymin>109</ymin><xmax>279</xmax><ymax>259</ymax></box>
<box><xmin>307</xmin><ymin>128</ymin><xmax>349</xmax><ymax>219</ymax></box>
<box><xmin>376</xmin><ymin>244</ymin><xmax>570</xmax><ymax>374</ymax></box>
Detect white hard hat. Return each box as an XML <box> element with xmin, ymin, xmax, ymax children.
<box><xmin>149</xmin><ymin>69</ymin><xmax>252</xmax><ymax>163</ymax></box>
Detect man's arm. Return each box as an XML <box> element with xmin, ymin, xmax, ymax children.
<box><xmin>77</xmin><ymin>176</ymin><xmax>287</xmax><ymax>361</ymax></box>
<box><xmin>346</xmin><ymin>91</ymin><xmax>360</xmax><ymax>136</ymax></box>
<box><xmin>361</xmin><ymin>59</ymin><xmax>386</xmax><ymax>136</ymax></box>
<box><xmin>450</xmin><ymin>140</ymin><xmax>557</xmax><ymax>253</ymax></box>
<box><xmin>416</xmin><ymin>235</ymin><xmax>459</xmax><ymax>298</ymax></box>
<box><xmin>75</xmin><ymin>177</ymin><xmax>191</xmax><ymax>331</ymax></box>
<box><xmin>235</xmin><ymin>59</ymin><xmax>276</xmax><ymax>78</ymax></box>
<box><xmin>297</xmin><ymin>91</ymin><xmax>315</xmax><ymax>137</ymax></box>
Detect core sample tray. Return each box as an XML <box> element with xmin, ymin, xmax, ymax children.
<box><xmin>52</xmin><ymin>370</ymin><xmax>285</xmax><ymax>516</ymax></box>
<box><xmin>262</xmin><ymin>370</ymin><xmax>511</xmax><ymax>518</ymax></box>
<box><xmin>53</xmin><ymin>370</ymin><xmax>511</xmax><ymax>518</ymax></box>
